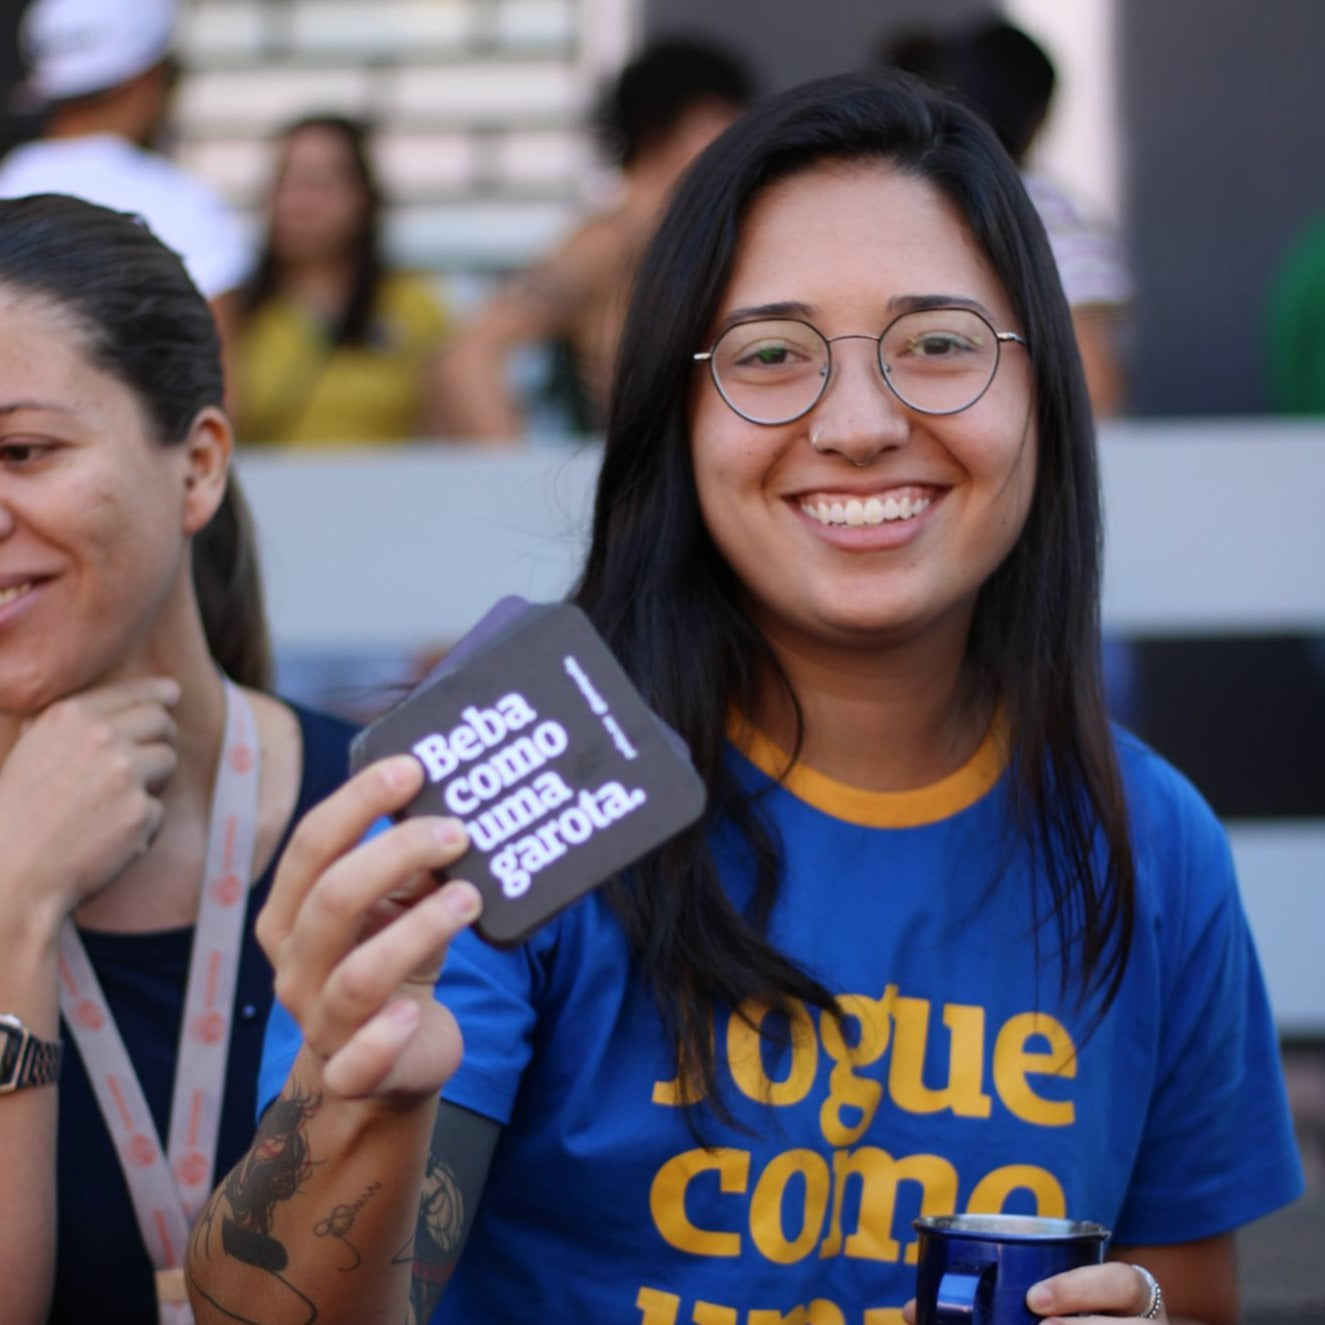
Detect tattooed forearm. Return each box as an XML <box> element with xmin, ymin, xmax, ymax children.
<box><xmin>313</xmin><ymin>1182</ymin><xmax>382</xmax><ymax>1270</ymax></box>
<box><xmin>227</xmin><ymin>1087</ymin><xmax>322</xmax><ymax>1236</ymax></box>
<box><xmin>186</xmin><ymin>1086</ymin><xmax>323</xmax><ymax>1324</ymax></box>
<box><xmin>401</xmin><ymin>1101</ymin><xmax>499</xmax><ymax>1325</ymax></box>
<box><xmin>408</xmin><ymin>1156</ymin><xmax>465</xmax><ymax>1315</ymax></box>
<box><xmin>188</xmin><ymin>1084</ymin><xmax>461</xmax><ymax>1325</ymax></box>
<box><xmin>216</xmin><ymin>1086</ymin><xmax>321</xmax><ymax>1274</ymax></box>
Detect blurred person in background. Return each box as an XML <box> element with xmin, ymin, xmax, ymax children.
<box><xmin>0</xmin><ymin>194</ymin><xmax>354</xmax><ymax>1324</ymax></box>
<box><xmin>433</xmin><ymin>36</ymin><xmax>754</xmax><ymax>441</ymax></box>
<box><xmin>1265</xmin><ymin>212</ymin><xmax>1325</xmax><ymax>413</ymax></box>
<box><xmin>2</xmin><ymin>0</ymin><xmax>43</xmax><ymax>159</ymax></box>
<box><xmin>0</xmin><ymin>0</ymin><xmax>250</xmax><ymax>395</ymax></box>
<box><xmin>880</xmin><ymin>18</ymin><xmax>1133</xmax><ymax>418</ymax></box>
<box><xmin>235</xmin><ymin>114</ymin><xmax>456</xmax><ymax>448</ymax></box>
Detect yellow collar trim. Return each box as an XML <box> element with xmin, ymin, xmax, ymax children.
<box><xmin>735</xmin><ymin>720</ymin><xmax>1008</xmax><ymax>828</ymax></box>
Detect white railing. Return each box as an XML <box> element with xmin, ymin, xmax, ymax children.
<box><xmin>236</xmin><ymin>418</ymin><xmax>1325</xmax><ymax>1034</ymax></box>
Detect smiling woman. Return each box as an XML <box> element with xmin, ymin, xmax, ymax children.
<box><xmin>189</xmin><ymin>73</ymin><xmax>1301</xmax><ymax>1325</ymax></box>
<box><xmin>690</xmin><ymin>163</ymin><xmax>1038</xmax><ymax>716</ymax></box>
<box><xmin>0</xmin><ymin>194</ymin><xmax>356</xmax><ymax>1325</ymax></box>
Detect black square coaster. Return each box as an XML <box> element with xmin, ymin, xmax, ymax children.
<box><xmin>351</xmin><ymin>600</ymin><xmax>706</xmax><ymax>946</ymax></box>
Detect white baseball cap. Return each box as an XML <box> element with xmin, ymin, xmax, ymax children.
<box><xmin>21</xmin><ymin>0</ymin><xmax>178</xmax><ymax>102</ymax></box>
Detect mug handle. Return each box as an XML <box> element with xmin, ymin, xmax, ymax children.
<box><xmin>935</xmin><ymin>1260</ymin><xmax>994</xmax><ymax>1323</ymax></box>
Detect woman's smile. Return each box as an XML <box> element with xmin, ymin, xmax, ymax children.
<box><xmin>796</xmin><ymin>484</ymin><xmax>940</xmax><ymax>528</ymax></box>
<box><xmin>0</xmin><ymin>579</ymin><xmax>37</xmax><ymax>609</ymax></box>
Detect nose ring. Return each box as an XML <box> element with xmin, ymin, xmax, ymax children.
<box><xmin>809</xmin><ymin>425</ymin><xmax>871</xmax><ymax>467</ymax></box>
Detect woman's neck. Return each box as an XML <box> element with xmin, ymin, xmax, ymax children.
<box><xmin>278</xmin><ymin>255</ymin><xmax>357</xmax><ymax>321</ymax></box>
<box><xmin>749</xmin><ymin>619</ymin><xmax>991</xmax><ymax>792</ymax></box>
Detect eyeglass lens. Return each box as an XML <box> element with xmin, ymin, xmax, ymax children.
<box><xmin>709</xmin><ymin>308</ymin><xmax>1004</xmax><ymax>424</ymax></box>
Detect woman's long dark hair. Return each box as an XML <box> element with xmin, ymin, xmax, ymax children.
<box><xmin>243</xmin><ymin>114</ymin><xmax>385</xmax><ymax>347</ymax></box>
<box><xmin>0</xmin><ymin>194</ymin><xmax>272</xmax><ymax>689</ymax></box>
<box><xmin>573</xmin><ymin>71</ymin><xmax>1134</xmax><ymax>1110</ymax></box>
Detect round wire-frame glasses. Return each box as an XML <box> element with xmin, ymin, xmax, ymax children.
<box><xmin>693</xmin><ymin>305</ymin><xmax>1027</xmax><ymax>425</ymax></box>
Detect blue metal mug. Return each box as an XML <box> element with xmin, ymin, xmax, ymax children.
<box><xmin>913</xmin><ymin>1213</ymin><xmax>1110</xmax><ymax>1324</ymax></box>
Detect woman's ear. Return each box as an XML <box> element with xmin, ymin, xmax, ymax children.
<box><xmin>180</xmin><ymin>406</ymin><xmax>234</xmax><ymax>536</ymax></box>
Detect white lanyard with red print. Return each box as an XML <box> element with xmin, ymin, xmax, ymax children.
<box><xmin>58</xmin><ymin>679</ymin><xmax>259</xmax><ymax>1323</ymax></box>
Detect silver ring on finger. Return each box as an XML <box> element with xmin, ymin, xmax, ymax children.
<box><xmin>1130</xmin><ymin>1263</ymin><xmax>1163</xmax><ymax>1320</ymax></box>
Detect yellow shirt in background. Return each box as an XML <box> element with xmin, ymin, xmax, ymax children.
<box><xmin>236</xmin><ymin>272</ymin><xmax>449</xmax><ymax>446</ymax></box>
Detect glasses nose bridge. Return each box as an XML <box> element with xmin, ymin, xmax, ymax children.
<box><xmin>823</xmin><ymin>331</ymin><xmax>880</xmax><ymax>346</ymax></box>
<box><xmin>819</xmin><ymin>329</ymin><xmax>898</xmax><ymax>409</ymax></box>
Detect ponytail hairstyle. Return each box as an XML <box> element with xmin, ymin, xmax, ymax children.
<box><xmin>192</xmin><ymin>477</ymin><xmax>273</xmax><ymax>689</ymax></box>
<box><xmin>575</xmin><ymin>70</ymin><xmax>1135</xmax><ymax>1112</ymax></box>
<box><xmin>0</xmin><ymin>193</ymin><xmax>272</xmax><ymax>688</ymax></box>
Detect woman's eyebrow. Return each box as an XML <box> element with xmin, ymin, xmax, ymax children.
<box><xmin>712</xmin><ymin>293</ymin><xmax>1002</xmax><ymax>337</ymax></box>
<box><xmin>0</xmin><ymin>399</ymin><xmax>72</xmax><ymax>417</ymax></box>
<box><xmin>886</xmin><ymin>293</ymin><xmax>997</xmax><ymax>318</ymax></box>
<box><xmin>712</xmin><ymin>301</ymin><xmax>817</xmax><ymax>335</ymax></box>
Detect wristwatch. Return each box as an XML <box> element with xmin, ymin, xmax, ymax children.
<box><xmin>0</xmin><ymin>1012</ymin><xmax>63</xmax><ymax>1093</ymax></box>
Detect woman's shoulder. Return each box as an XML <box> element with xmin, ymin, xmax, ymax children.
<box><xmin>280</xmin><ymin>696</ymin><xmax>359</xmax><ymax>739</ymax></box>
<box><xmin>249</xmin><ymin>692</ymin><xmax>357</xmax><ymax>799</ymax></box>
<box><xmin>377</xmin><ymin>270</ymin><xmax>450</xmax><ymax>329</ymax></box>
<box><xmin>1111</xmin><ymin>724</ymin><xmax>1221</xmax><ymax>832</ymax></box>
<box><xmin>282</xmin><ymin>699</ymin><xmax>358</xmax><ymax>780</ymax></box>
<box><xmin>1110</xmin><ymin>723</ymin><xmax>1240</xmax><ymax>913</ymax></box>
<box><xmin>241</xmin><ymin>693</ymin><xmax>357</xmax><ymax>879</ymax></box>
<box><xmin>237</xmin><ymin>286</ymin><xmax>305</xmax><ymax>337</ymax></box>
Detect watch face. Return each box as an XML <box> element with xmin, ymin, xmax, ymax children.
<box><xmin>0</xmin><ymin>1024</ymin><xmax>19</xmax><ymax>1087</ymax></box>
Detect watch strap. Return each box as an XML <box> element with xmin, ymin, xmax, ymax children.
<box><xmin>0</xmin><ymin>1013</ymin><xmax>63</xmax><ymax>1093</ymax></box>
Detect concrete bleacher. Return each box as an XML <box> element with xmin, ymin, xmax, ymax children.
<box><xmin>172</xmin><ymin>0</ymin><xmax>636</xmax><ymax>273</ymax></box>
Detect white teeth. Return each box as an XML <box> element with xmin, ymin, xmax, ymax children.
<box><xmin>800</xmin><ymin>496</ymin><xmax>932</xmax><ymax>528</ymax></box>
<box><xmin>0</xmin><ymin>582</ymin><xmax>33</xmax><ymax>607</ymax></box>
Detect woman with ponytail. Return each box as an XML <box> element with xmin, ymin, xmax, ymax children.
<box><xmin>0</xmin><ymin>193</ymin><xmax>355</xmax><ymax>1324</ymax></box>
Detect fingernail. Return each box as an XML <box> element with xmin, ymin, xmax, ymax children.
<box><xmin>1026</xmin><ymin>1283</ymin><xmax>1052</xmax><ymax>1312</ymax></box>
<box><xmin>443</xmin><ymin>882</ymin><xmax>481</xmax><ymax>919</ymax></box>
<box><xmin>384</xmin><ymin>999</ymin><xmax>420</xmax><ymax>1030</ymax></box>
<box><xmin>383</xmin><ymin>756</ymin><xmax>418</xmax><ymax>789</ymax></box>
<box><xmin>433</xmin><ymin>818</ymin><xmax>466</xmax><ymax>848</ymax></box>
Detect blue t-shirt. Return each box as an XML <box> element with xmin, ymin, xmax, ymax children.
<box><xmin>52</xmin><ymin>703</ymin><xmax>355</xmax><ymax>1325</ymax></box>
<box><xmin>260</xmin><ymin>725</ymin><xmax>1303</xmax><ymax>1323</ymax></box>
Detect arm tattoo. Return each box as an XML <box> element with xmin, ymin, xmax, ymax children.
<box><xmin>397</xmin><ymin>1102</ymin><xmax>499</xmax><ymax>1325</ymax></box>
<box><xmin>187</xmin><ymin>1086</ymin><xmax>321</xmax><ymax>1324</ymax></box>
<box><xmin>313</xmin><ymin>1182</ymin><xmax>382</xmax><ymax>1270</ymax></box>
<box><xmin>404</xmin><ymin>1152</ymin><xmax>466</xmax><ymax>1319</ymax></box>
<box><xmin>222</xmin><ymin>1086</ymin><xmax>322</xmax><ymax>1268</ymax></box>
